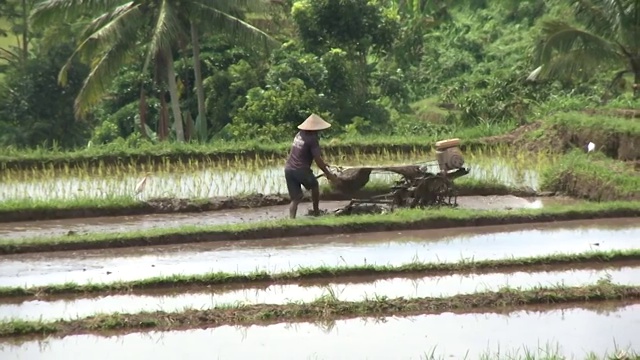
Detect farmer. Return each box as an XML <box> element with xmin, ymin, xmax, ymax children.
<box><xmin>284</xmin><ymin>113</ymin><xmax>339</xmax><ymax>219</ymax></box>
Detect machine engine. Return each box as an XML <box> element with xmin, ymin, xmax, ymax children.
<box><xmin>435</xmin><ymin>138</ymin><xmax>465</xmax><ymax>173</ymax></box>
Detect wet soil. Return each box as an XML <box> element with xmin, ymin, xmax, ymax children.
<box><xmin>0</xmin><ymin>185</ymin><xmax>541</xmax><ymax>224</ymax></box>
<box><xmin>3</xmin><ymin>266</ymin><xmax>640</xmax><ymax>322</ymax></box>
<box><xmin>0</xmin><ymin>200</ymin><xmax>635</xmax><ymax>256</ymax></box>
<box><xmin>0</xmin><ymin>284</ymin><xmax>638</xmax><ymax>339</ymax></box>
<box><xmin>1</xmin><ymin>219</ymin><xmax>638</xmax><ymax>288</ymax></box>
<box><xmin>0</xmin><ymin>195</ymin><xmax>574</xmax><ymax>242</ymax></box>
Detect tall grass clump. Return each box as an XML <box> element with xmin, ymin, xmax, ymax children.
<box><xmin>541</xmin><ymin>150</ymin><xmax>640</xmax><ymax>201</ymax></box>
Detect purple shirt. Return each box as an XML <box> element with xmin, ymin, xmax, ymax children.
<box><xmin>285</xmin><ymin>131</ymin><xmax>321</xmax><ymax>170</ymax></box>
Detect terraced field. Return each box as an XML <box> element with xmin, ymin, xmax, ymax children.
<box><xmin>0</xmin><ymin>140</ymin><xmax>639</xmax><ymax>359</ymax></box>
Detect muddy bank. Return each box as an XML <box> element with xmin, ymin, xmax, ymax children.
<box><xmin>4</xmin><ymin>302</ymin><xmax>635</xmax><ymax>359</ymax></box>
<box><xmin>1</xmin><ymin>220</ymin><xmax>638</xmax><ymax>287</ymax></box>
<box><xmin>1</xmin><ymin>204</ymin><xmax>638</xmax><ymax>255</ymax></box>
<box><xmin>0</xmin><ymin>195</ymin><xmax>575</xmax><ymax>241</ymax></box>
<box><xmin>3</xmin><ymin>266</ymin><xmax>640</xmax><ymax>321</ymax></box>
<box><xmin>0</xmin><ymin>142</ymin><xmax>491</xmax><ymax>171</ymax></box>
<box><xmin>0</xmin><ymin>283</ymin><xmax>637</xmax><ymax>339</ymax></box>
<box><xmin>0</xmin><ymin>184</ymin><xmax>540</xmax><ymax>224</ymax></box>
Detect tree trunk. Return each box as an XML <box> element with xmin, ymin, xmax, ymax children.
<box><xmin>138</xmin><ymin>87</ymin><xmax>149</xmax><ymax>139</ymax></box>
<box><xmin>159</xmin><ymin>93</ymin><xmax>169</xmax><ymax>141</ymax></box>
<box><xmin>21</xmin><ymin>0</ymin><xmax>28</xmax><ymax>64</ymax></box>
<box><xmin>164</xmin><ymin>49</ymin><xmax>185</xmax><ymax>142</ymax></box>
<box><xmin>634</xmin><ymin>69</ymin><xmax>640</xmax><ymax>98</ymax></box>
<box><xmin>190</xmin><ymin>22</ymin><xmax>208</xmax><ymax>142</ymax></box>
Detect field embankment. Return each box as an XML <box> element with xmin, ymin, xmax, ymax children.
<box><xmin>1</xmin><ymin>282</ymin><xmax>638</xmax><ymax>338</ymax></box>
<box><xmin>1</xmin><ymin>249</ymin><xmax>638</xmax><ymax>299</ymax></box>
<box><xmin>1</xmin><ymin>201</ymin><xmax>638</xmax><ymax>255</ymax></box>
<box><xmin>541</xmin><ymin>151</ymin><xmax>640</xmax><ymax>201</ymax></box>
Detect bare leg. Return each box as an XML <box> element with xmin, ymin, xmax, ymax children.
<box><xmin>311</xmin><ymin>185</ymin><xmax>320</xmax><ymax>215</ymax></box>
<box><xmin>289</xmin><ymin>200</ymin><xmax>300</xmax><ymax>219</ymax></box>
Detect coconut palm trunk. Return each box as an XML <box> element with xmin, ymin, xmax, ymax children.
<box><xmin>164</xmin><ymin>48</ymin><xmax>185</xmax><ymax>142</ymax></box>
<box><xmin>190</xmin><ymin>21</ymin><xmax>207</xmax><ymax>140</ymax></box>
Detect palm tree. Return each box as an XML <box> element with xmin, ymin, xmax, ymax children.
<box><xmin>30</xmin><ymin>0</ymin><xmax>277</xmax><ymax>142</ymax></box>
<box><xmin>180</xmin><ymin>0</ymin><xmax>277</xmax><ymax>142</ymax></box>
<box><xmin>30</xmin><ymin>0</ymin><xmax>189</xmax><ymax>141</ymax></box>
<box><xmin>532</xmin><ymin>0</ymin><xmax>640</xmax><ymax>97</ymax></box>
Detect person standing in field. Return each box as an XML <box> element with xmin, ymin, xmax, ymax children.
<box><xmin>285</xmin><ymin>114</ymin><xmax>339</xmax><ymax>219</ymax></box>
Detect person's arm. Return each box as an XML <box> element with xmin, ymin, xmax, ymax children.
<box><xmin>310</xmin><ymin>139</ymin><xmax>338</xmax><ymax>181</ymax></box>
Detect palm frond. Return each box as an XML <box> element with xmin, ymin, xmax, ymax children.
<box><xmin>534</xmin><ymin>20</ymin><xmax>621</xmax><ymax>68</ymax></box>
<box><xmin>191</xmin><ymin>0</ymin><xmax>270</xmax><ymax>15</ymax></box>
<box><xmin>571</xmin><ymin>0</ymin><xmax>640</xmax><ymax>44</ymax></box>
<box><xmin>143</xmin><ymin>0</ymin><xmax>186</xmax><ymax>73</ymax></box>
<box><xmin>30</xmin><ymin>0</ymin><xmax>127</xmax><ymax>29</ymax></box>
<box><xmin>78</xmin><ymin>2</ymin><xmax>137</xmax><ymax>39</ymax></box>
<box><xmin>58</xmin><ymin>4</ymin><xmax>144</xmax><ymax>87</ymax></box>
<box><xmin>190</xmin><ymin>2</ymin><xmax>279</xmax><ymax>50</ymax></box>
<box><xmin>539</xmin><ymin>47</ymin><xmax>623</xmax><ymax>81</ymax></box>
<box><xmin>73</xmin><ymin>27</ymin><xmax>140</xmax><ymax>119</ymax></box>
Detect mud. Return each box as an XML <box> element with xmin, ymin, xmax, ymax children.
<box><xmin>1</xmin><ymin>219</ymin><xmax>638</xmax><ymax>288</ymax></box>
<box><xmin>0</xmin><ymin>181</ymin><xmax>543</xmax><ymax>224</ymax></box>
<box><xmin>1</xmin><ymin>201</ymin><xmax>636</xmax><ymax>256</ymax></box>
<box><xmin>2</xmin><ymin>266</ymin><xmax>640</xmax><ymax>322</ymax></box>
<box><xmin>1</xmin><ymin>302</ymin><xmax>639</xmax><ymax>359</ymax></box>
<box><xmin>0</xmin><ymin>195</ymin><xmax>575</xmax><ymax>241</ymax></box>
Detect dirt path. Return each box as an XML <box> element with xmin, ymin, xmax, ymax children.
<box><xmin>0</xmin><ymin>196</ymin><xmax>576</xmax><ymax>241</ymax></box>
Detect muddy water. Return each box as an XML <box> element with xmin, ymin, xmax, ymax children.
<box><xmin>2</xmin><ymin>303</ymin><xmax>639</xmax><ymax>359</ymax></box>
<box><xmin>0</xmin><ymin>218</ymin><xmax>638</xmax><ymax>287</ymax></box>
<box><xmin>2</xmin><ymin>266</ymin><xmax>640</xmax><ymax>322</ymax></box>
<box><xmin>0</xmin><ymin>196</ymin><xmax>574</xmax><ymax>240</ymax></box>
<box><xmin>0</xmin><ymin>154</ymin><xmax>542</xmax><ymax>201</ymax></box>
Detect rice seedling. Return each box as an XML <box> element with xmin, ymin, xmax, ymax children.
<box><xmin>0</xmin><ymin>146</ymin><xmax>558</xmax><ymax>202</ymax></box>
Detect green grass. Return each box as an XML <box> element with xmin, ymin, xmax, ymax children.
<box><xmin>541</xmin><ymin>151</ymin><xmax>640</xmax><ymax>201</ymax></box>
<box><xmin>1</xmin><ymin>249</ymin><xmax>638</xmax><ymax>299</ymax></box>
<box><xmin>0</xmin><ymin>281</ymin><xmax>637</xmax><ymax>338</ymax></box>
<box><xmin>424</xmin><ymin>344</ymin><xmax>640</xmax><ymax>360</ymax></box>
<box><xmin>0</xmin><ymin>126</ymin><xmax>501</xmax><ymax>169</ymax></box>
<box><xmin>2</xmin><ymin>200</ymin><xmax>639</xmax><ymax>254</ymax></box>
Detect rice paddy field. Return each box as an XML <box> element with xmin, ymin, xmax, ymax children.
<box><xmin>0</xmin><ymin>137</ymin><xmax>639</xmax><ymax>359</ymax></box>
<box><xmin>0</xmin><ymin>146</ymin><xmax>548</xmax><ymax>202</ymax></box>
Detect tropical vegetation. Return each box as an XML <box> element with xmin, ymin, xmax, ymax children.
<box><xmin>1</xmin><ymin>0</ymin><xmax>639</xmax><ymax>150</ymax></box>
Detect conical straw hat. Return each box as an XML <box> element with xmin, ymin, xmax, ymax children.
<box><xmin>298</xmin><ymin>114</ymin><xmax>331</xmax><ymax>131</ymax></box>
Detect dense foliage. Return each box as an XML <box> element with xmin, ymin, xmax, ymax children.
<box><xmin>0</xmin><ymin>0</ymin><xmax>638</xmax><ymax>150</ymax></box>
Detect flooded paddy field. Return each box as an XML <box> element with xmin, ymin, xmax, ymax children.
<box><xmin>1</xmin><ymin>302</ymin><xmax>638</xmax><ymax>359</ymax></box>
<box><xmin>0</xmin><ymin>218</ymin><xmax>637</xmax><ymax>287</ymax></box>
<box><xmin>2</xmin><ymin>265</ymin><xmax>640</xmax><ymax>322</ymax></box>
<box><xmin>0</xmin><ymin>195</ymin><xmax>578</xmax><ymax>241</ymax></box>
<box><xmin>0</xmin><ymin>150</ymin><xmax>550</xmax><ymax>201</ymax></box>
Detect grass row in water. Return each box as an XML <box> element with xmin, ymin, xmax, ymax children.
<box><xmin>541</xmin><ymin>151</ymin><xmax>640</xmax><ymax>201</ymax></box>
<box><xmin>0</xmin><ymin>125</ymin><xmax>502</xmax><ymax>167</ymax></box>
<box><xmin>1</xmin><ymin>281</ymin><xmax>637</xmax><ymax>338</ymax></box>
<box><xmin>2</xmin><ymin>201</ymin><xmax>638</xmax><ymax>254</ymax></box>
<box><xmin>1</xmin><ymin>249</ymin><xmax>638</xmax><ymax>299</ymax></box>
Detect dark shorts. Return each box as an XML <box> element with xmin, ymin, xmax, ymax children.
<box><xmin>284</xmin><ymin>167</ymin><xmax>319</xmax><ymax>201</ymax></box>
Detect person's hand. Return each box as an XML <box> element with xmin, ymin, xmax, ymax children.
<box><xmin>327</xmin><ymin>172</ymin><xmax>340</xmax><ymax>183</ymax></box>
